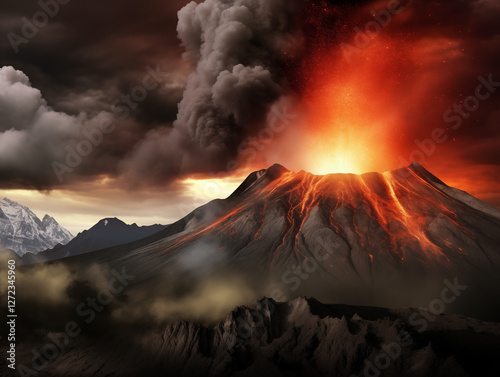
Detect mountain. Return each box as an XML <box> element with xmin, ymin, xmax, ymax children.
<box><xmin>2</xmin><ymin>297</ymin><xmax>499</xmax><ymax>377</ymax></box>
<box><xmin>57</xmin><ymin>163</ymin><xmax>500</xmax><ymax>320</ymax></box>
<box><xmin>19</xmin><ymin>217</ymin><xmax>166</xmax><ymax>264</ymax></box>
<box><xmin>0</xmin><ymin>197</ymin><xmax>73</xmax><ymax>256</ymax></box>
<box><xmin>5</xmin><ymin>164</ymin><xmax>500</xmax><ymax>377</ymax></box>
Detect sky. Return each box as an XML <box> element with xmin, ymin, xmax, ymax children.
<box><xmin>0</xmin><ymin>0</ymin><xmax>499</xmax><ymax>234</ymax></box>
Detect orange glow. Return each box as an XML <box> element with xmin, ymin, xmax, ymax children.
<box><xmin>303</xmin><ymin>82</ymin><xmax>393</xmax><ymax>174</ymax></box>
<box><xmin>300</xmin><ymin>35</ymin><xmax>410</xmax><ymax>175</ymax></box>
<box><xmin>156</xmin><ymin>167</ymin><xmax>473</xmax><ymax>265</ymax></box>
<box><xmin>182</xmin><ymin>176</ymin><xmax>246</xmax><ymax>201</ymax></box>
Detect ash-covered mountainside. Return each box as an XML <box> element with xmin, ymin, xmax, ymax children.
<box><xmin>2</xmin><ymin>297</ymin><xmax>499</xmax><ymax>377</ymax></box>
<box><xmin>199</xmin><ymin>162</ymin><xmax>500</xmax><ymax>275</ymax></box>
<box><xmin>53</xmin><ymin>163</ymin><xmax>500</xmax><ymax>320</ymax></box>
<box><xmin>0</xmin><ymin>198</ymin><xmax>73</xmax><ymax>256</ymax></box>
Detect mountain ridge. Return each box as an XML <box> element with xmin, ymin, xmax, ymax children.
<box><xmin>49</xmin><ymin>162</ymin><xmax>500</xmax><ymax>320</ymax></box>
<box><xmin>18</xmin><ymin>216</ymin><xmax>166</xmax><ymax>264</ymax></box>
<box><xmin>2</xmin><ymin>296</ymin><xmax>499</xmax><ymax>377</ymax></box>
<box><xmin>0</xmin><ymin>197</ymin><xmax>73</xmax><ymax>256</ymax></box>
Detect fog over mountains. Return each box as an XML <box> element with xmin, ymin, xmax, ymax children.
<box><xmin>34</xmin><ymin>163</ymin><xmax>500</xmax><ymax>321</ymax></box>
<box><xmin>1</xmin><ymin>163</ymin><xmax>500</xmax><ymax>377</ymax></box>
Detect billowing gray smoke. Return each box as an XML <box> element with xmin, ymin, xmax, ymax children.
<box><xmin>121</xmin><ymin>0</ymin><xmax>302</xmax><ymax>184</ymax></box>
<box><xmin>0</xmin><ymin>0</ymin><xmax>303</xmax><ymax>189</ymax></box>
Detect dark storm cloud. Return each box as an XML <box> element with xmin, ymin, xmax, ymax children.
<box><xmin>0</xmin><ymin>66</ymin><xmax>105</xmax><ymax>188</ymax></box>
<box><xmin>0</xmin><ymin>0</ymin><xmax>192</xmax><ymax>189</ymax></box>
<box><xmin>0</xmin><ymin>0</ymin><xmax>190</xmax><ymax>112</ymax></box>
<box><xmin>120</xmin><ymin>0</ymin><xmax>304</xmax><ymax>185</ymax></box>
<box><xmin>0</xmin><ymin>0</ymin><xmax>498</xmax><ymax>190</ymax></box>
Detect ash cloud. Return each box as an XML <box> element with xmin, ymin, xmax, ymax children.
<box><xmin>0</xmin><ymin>66</ymin><xmax>112</xmax><ymax>189</ymax></box>
<box><xmin>120</xmin><ymin>0</ymin><xmax>303</xmax><ymax>185</ymax></box>
<box><xmin>0</xmin><ymin>0</ymin><xmax>499</xmax><ymax>194</ymax></box>
<box><xmin>0</xmin><ymin>0</ymin><xmax>303</xmax><ymax>189</ymax></box>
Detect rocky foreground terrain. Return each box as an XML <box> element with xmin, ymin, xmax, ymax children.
<box><xmin>2</xmin><ymin>163</ymin><xmax>500</xmax><ymax>376</ymax></box>
<box><xmin>2</xmin><ymin>297</ymin><xmax>499</xmax><ymax>377</ymax></box>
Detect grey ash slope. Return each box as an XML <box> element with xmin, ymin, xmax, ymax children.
<box><xmin>19</xmin><ymin>217</ymin><xmax>165</xmax><ymax>264</ymax></box>
<box><xmin>0</xmin><ymin>197</ymin><xmax>73</xmax><ymax>256</ymax></box>
<box><xmin>3</xmin><ymin>297</ymin><xmax>499</xmax><ymax>377</ymax></box>
<box><xmin>60</xmin><ymin>163</ymin><xmax>500</xmax><ymax>320</ymax></box>
<box><xmin>5</xmin><ymin>164</ymin><xmax>500</xmax><ymax>377</ymax></box>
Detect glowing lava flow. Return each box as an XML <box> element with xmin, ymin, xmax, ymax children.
<box><xmin>152</xmin><ymin>163</ymin><xmax>494</xmax><ymax>275</ymax></box>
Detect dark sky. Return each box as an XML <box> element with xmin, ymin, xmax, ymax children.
<box><xmin>0</xmin><ymin>0</ymin><xmax>499</xmax><ymax>215</ymax></box>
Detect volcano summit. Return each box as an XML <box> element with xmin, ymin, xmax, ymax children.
<box><xmin>53</xmin><ymin>163</ymin><xmax>500</xmax><ymax>321</ymax></box>
<box><xmin>5</xmin><ymin>163</ymin><xmax>500</xmax><ymax>377</ymax></box>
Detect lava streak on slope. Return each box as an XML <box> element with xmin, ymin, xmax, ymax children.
<box><xmin>77</xmin><ymin>163</ymin><xmax>500</xmax><ymax>320</ymax></box>
<box><xmin>153</xmin><ymin>163</ymin><xmax>500</xmax><ymax>283</ymax></box>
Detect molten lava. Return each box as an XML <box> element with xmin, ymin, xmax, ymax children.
<box><xmin>155</xmin><ymin>163</ymin><xmax>500</xmax><ymax>280</ymax></box>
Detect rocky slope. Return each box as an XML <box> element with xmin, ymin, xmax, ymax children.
<box><xmin>58</xmin><ymin>163</ymin><xmax>500</xmax><ymax>320</ymax></box>
<box><xmin>2</xmin><ymin>297</ymin><xmax>499</xmax><ymax>377</ymax></box>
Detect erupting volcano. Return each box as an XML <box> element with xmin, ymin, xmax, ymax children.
<box><xmin>151</xmin><ymin>162</ymin><xmax>500</xmax><ymax>271</ymax></box>
<box><xmin>60</xmin><ymin>162</ymin><xmax>500</xmax><ymax>320</ymax></box>
<box><xmin>2</xmin><ymin>0</ymin><xmax>500</xmax><ymax>376</ymax></box>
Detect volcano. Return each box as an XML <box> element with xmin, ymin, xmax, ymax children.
<box><xmin>6</xmin><ymin>163</ymin><xmax>500</xmax><ymax>377</ymax></box>
<box><xmin>56</xmin><ymin>163</ymin><xmax>500</xmax><ymax>320</ymax></box>
<box><xmin>157</xmin><ymin>162</ymin><xmax>500</xmax><ymax>271</ymax></box>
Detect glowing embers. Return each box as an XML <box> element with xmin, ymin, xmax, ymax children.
<box><xmin>298</xmin><ymin>28</ymin><xmax>413</xmax><ymax>175</ymax></box>
<box><xmin>302</xmin><ymin>84</ymin><xmax>388</xmax><ymax>175</ymax></box>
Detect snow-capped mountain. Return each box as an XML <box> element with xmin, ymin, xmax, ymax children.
<box><xmin>0</xmin><ymin>197</ymin><xmax>73</xmax><ymax>256</ymax></box>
